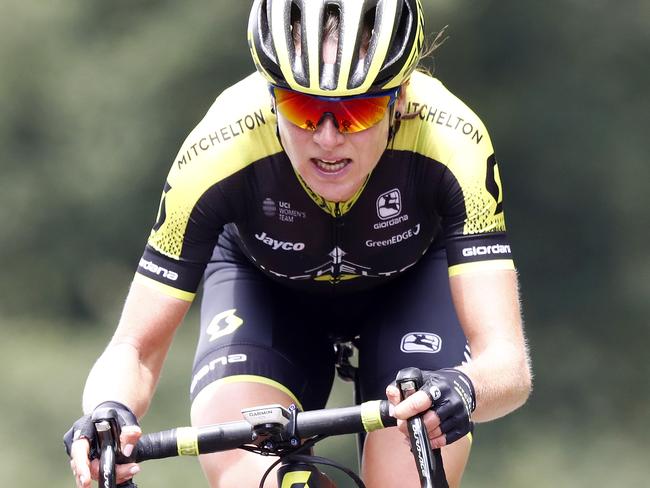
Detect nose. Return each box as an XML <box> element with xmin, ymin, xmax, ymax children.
<box><xmin>312</xmin><ymin>115</ymin><xmax>345</xmax><ymax>151</ymax></box>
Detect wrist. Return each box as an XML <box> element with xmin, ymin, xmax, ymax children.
<box><xmin>440</xmin><ymin>368</ymin><xmax>476</xmax><ymax>413</ymax></box>
<box><xmin>93</xmin><ymin>400</ymin><xmax>139</xmax><ymax>426</ymax></box>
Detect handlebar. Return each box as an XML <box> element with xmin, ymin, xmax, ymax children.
<box><xmin>132</xmin><ymin>400</ymin><xmax>396</xmax><ymax>462</ymax></box>
<box><xmin>93</xmin><ymin>367</ymin><xmax>448</xmax><ymax>487</ymax></box>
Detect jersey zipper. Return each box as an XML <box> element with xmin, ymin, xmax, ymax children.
<box><xmin>332</xmin><ymin>202</ymin><xmax>343</xmax><ymax>291</ymax></box>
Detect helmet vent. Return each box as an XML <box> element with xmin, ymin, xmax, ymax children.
<box><xmin>385</xmin><ymin>2</ymin><xmax>412</xmax><ymax>67</ymax></box>
<box><xmin>289</xmin><ymin>0</ymin><xmax>310</xmax><ymax>87</ymax></box>
<box><xmin>259</xmin><ymin>0</ymin><xmax>274</xmax><ymax>61</ymax></box>
<box><xmin>348</xmin><ymin>4</ymin><xmax>377</xmax><ymax>89</ymax></box>
<box><xmin>254</xmin><ymin>0</ymin><xmax>283</xmax><ymax>81</ymax></box>
<box><xmin>320</xmin><ymin>3</ymin><xmax>342</xmax><ymax>90</ymax></box>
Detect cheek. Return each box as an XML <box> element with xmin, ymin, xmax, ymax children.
<box><xmin>278</xmin><ymin>121</ymin><xmax>301</xmax><ymax>158</ymax></box>
<box><xmin>279</xmin><ymin>117</ymin><xmax>309</xmax><ymax>146</ymax></box>
<box><xmin>361</xmin><ymin>120</ymin><xmax>389</xmax><ymax>157</ymax></box>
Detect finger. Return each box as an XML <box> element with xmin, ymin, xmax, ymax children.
<box><xmin>116</xmin><ymin>463</ymin><xmax>141</xmax><ymax>484</ymax></box>
<box><xmin>424</xmin><ymin>424</ymin><xmax>443</xmax><ymax>440</ymax></box>
<box><xmin>87</xmin><ymin>458</ymin><xmax>140</xmax><ymax>485</ymax></box>
<box><xmin>392</xmin><ymin>390</ymin><xmax>432</xmax><ymax>420</ymax></box>
<box><xmin>89</xmin><ymin>459</ymin><xmax>99</xmax><ymax>481</ymax></box>
<box><xmin>429</xmin><ymin>432</ymin><xmax>447</xmax><ymax>449</ymax></box>
<box><xmin>120</xmin><ymin>425</ymin><xmax>142</xmax><ymax>457</ymax></box>
<box><xmin>422</xmin><ymin>409</ymin><xmax>442</xmax><ymax>431</ymax></box>
<box><xmin>70</xmin><ymin>440</ymin><xmax>91</xmax><ymax>488</ymax></box>
<box><xmin>385</xmin><ymin>384</ymin><xmax>402</xmax><ymax>405</ymax></box>
<box><xmin>396</xmin><ymin>418</ymin><xmax>408</xmax><ymax>436</ymax></box>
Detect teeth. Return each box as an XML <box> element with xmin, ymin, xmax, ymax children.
<box><xmin>315</xmin><ymin>159</ymin><xmax>347</xmax><ymax>172</ymax></box>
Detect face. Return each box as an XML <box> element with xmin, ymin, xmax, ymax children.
<box><xmin>276</xmin><ymin>38</ymin><xmax>405</xmax><ymax>202</ymax></box>
<box><xmin>277</xmin><ymin>107</ymin><xmax>392</xmax><ymax>202</ymax></box>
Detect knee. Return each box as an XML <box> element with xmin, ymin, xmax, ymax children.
<box><xmin>191</xmin><ymin>378</ymin><xmax>301</xmax><ymax>426</ymax></box>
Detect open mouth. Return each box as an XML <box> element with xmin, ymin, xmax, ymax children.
<box><xmin>312</xmin><ymin>158</ymin><xmax>351</xmax><ymax>173</ymax></box>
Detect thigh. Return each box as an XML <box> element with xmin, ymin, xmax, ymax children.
<box><xmin>191</xmin><ymin>240</ymin><xmax>336</xmax><ymax>412</ymax></box>
<box><xmin>357</xmin><ymin>247</ymin><xmax>471</xmax><ymax>401</ymax></box>
<box><xmin>191</xmin><ymin>381</ymin><xmax>296</xmax><ymax>488</ymax></box>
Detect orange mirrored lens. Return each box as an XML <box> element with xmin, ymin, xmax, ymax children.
<box><xmin>273</xmin><ymin>88</ymin><xmax>393</xmax><ymax>133</ymax></box>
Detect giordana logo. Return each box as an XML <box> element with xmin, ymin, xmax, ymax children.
<box><xmin>207</xmin><ymin>309</ymin><xmax>244</xmax><ymax>342</ymax></box>
<box><xmin>400</xmin><ymin>332</ymin><xmax>442</xmax><ymax>354</ymax></box>
<box><xmin>376</xmin><ymin>188</ymin><xmax>402</xmax><ymax>220</ymax></box>
<box><xmin>190</xmin><ymin>352</ymin><xmax>248</xmax><ymax>394</ymax></box>
<box><xmin>462</xmin><ymin>244</ymin><xmax>511</xmax><ymax>257</ymax></box>
<box><xmin>255</xmin><ymin>231</ymin><xmax>305</xmax><ymax>251</ymax></box>
<box><xmin>139</xmin><ymin>258</ymin><xmax>178</xmax><ymax>281</ymax></box>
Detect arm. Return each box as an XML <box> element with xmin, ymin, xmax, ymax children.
<box><xmin>68</xmin><ymin>279</ymin><xmax>191</xmax><ymax>488</ymax></box>
<box><xmin>450</xmin><ymin>268</ymin><xmax>532</xmax><ymax>422</ymax></box>
<box><xmin>388</xmin><ymin>267</ymin><xmax>532</xmax><ymax>446</ymax></box>
<box><xmin>82</xmin><ymin>278</ymin><xmax>192</xmax><ymax>416</ymax></box>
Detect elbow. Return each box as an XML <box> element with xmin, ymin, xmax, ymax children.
<box><xmin>516</xmin><ymin>357</ymin><xmax>534</xmax><ymax>408</ymax></box>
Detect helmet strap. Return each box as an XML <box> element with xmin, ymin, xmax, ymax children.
<box><xmin>387</xmin><ymin>104</ymin><xmax>402</xmax><ymax>146</ymax></box>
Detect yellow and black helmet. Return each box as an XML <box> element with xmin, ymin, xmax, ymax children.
<box><xmin>248</xmin><ymin>0</ymin><xmax>424</xmax><ymax>97</ymax></box>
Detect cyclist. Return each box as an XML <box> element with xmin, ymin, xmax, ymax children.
<box><xmin>65</xmin><ymin>1</ymin><xmax>532</xmax><ymax>487</ymax></box>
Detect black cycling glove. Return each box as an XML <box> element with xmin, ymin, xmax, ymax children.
<box><xmin>420</xmin><ymin>368</ymin><xmax>476</xmax><ymax>445</ymax></box>
<box><xmin>63</xmin><ymin>401</ymin><xmax>139</xmax><ymax>458</ymax></box>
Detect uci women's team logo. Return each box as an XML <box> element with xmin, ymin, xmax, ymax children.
<box><xmin>376</xmin><ymin>188</ymin><xmax>402</xmax><ymax>220</ymax></box>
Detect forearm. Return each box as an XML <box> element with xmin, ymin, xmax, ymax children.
<box><xmin>82</xmin><ymin>341</ymin><xmax>160</xmax><ymax>416</ymax></box>
<box><xmin>81</xmin><ymin>278</ymin><xmax>191</xmax><ymax>416</ymax></box>
<box><xmin>457</xmin><ymin>338</ymin><xmax>531</xmax><ymax>422</ymax></box>
<box><xmin>450</xmin><ymin>269</ymin><xmax>532</xmax><ymax>423</ymax></box>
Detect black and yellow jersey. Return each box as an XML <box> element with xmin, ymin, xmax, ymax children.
<box><xmin>135</xmin><ymin>70</ymin><xmax>514</xmax><ymax>301</ymax></box>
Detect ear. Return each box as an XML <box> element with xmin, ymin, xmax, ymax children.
<box><xmin>396</xmin><ymin>79</ymin><xmax>410</xmax><ymax>114</ymax></box>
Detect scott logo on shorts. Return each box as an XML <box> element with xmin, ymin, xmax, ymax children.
<box><xmin>207</xmin><ymin>309</ymin><xmax>244</xmax><ymax>342</ymax></box>
<box><xmin>376</xmin><ymin>188</ymin><xmax>402</xmax><ymax>220</ymax></box>
<box><xmin>400</xmin><ymin>332</ymin><xmax>442</xmax><ymax>353</ymax></box>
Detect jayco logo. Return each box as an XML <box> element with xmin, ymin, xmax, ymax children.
<box><xmin>255</xmin><ymin>231</ymin><xmax>305</xmax><ymax>251</ymax></box>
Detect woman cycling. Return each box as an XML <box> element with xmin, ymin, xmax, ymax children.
<box><xmin>65</xmin><ymin>1</ymin><xmax>532</xmax><ymax>486</ymax></box>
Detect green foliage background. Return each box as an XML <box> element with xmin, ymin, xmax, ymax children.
<box><xmin>1</xmin><ymin>1</ymin><xmax>648</xmax><ymax>486</ymax></box>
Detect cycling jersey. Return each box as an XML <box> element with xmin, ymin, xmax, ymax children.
<box><xmin>135</xmin><ymin>70</ymin><xmax>514</xmax><ymax>301</ymax></box>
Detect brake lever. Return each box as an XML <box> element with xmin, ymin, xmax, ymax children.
<box><xmin>395</xmin><ymin>367</ymin><xmax>448</xmax><ymax>488</ymax></box>
<box><xmin>92</xmin><ymin>407</ymin><xmax>138</xmax><ymax>488</ymax></box>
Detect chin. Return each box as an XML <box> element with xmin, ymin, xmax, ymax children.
<box><xmin>317</xmin><ymin>185</ymin><xmax>355</xmax><ymax>202</ymax></box>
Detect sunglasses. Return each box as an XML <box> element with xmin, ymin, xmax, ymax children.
<box><xmin>271</xmin><ymin>86</ymin><xmax>400</xmax><ymax>133</ymax></box>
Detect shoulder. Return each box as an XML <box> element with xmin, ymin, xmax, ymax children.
<box><xmin>393</xmin><ymin>70</ymin><xmax>494</xmax><ymax>166</ymax></box>
<box><xmin>163</xmin><ymin>72</ymin><xmax>282</xmax><ymax>200</ymax></box>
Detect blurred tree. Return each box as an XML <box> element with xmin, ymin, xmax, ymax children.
<box><xmin>0</xmin><ymin>0</ymin><xmax>251</xmax><ymax>319</ymax></box>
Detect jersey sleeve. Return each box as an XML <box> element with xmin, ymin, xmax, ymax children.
<box><xmin>134</xmin><ymin>139</ymin><xmax>232</xmax><ymax>301</ymax></box>
<box><xmin>438</xmin><ymin>126</ymin><xmax>515</xmax><ymax>277</ymax></box>
<box><xmin>399</xmin><ymin>72</ymin><xmax>516</xmax><ymax>276</ymax></box>
<box><xmin>134</xmin><ymin>73</ymin><xmax>281</xmax><ymax>300</ymax></box>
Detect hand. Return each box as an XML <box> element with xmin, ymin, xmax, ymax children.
<box><xmin>387</xmin><ymin>368</ymin><xmax>476</xmax><ymax>448</ymax></box>
<box><xmin>63</xmin><ymin>401</ymin><xmax>142</xmax><ymax>488</ymax></box>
